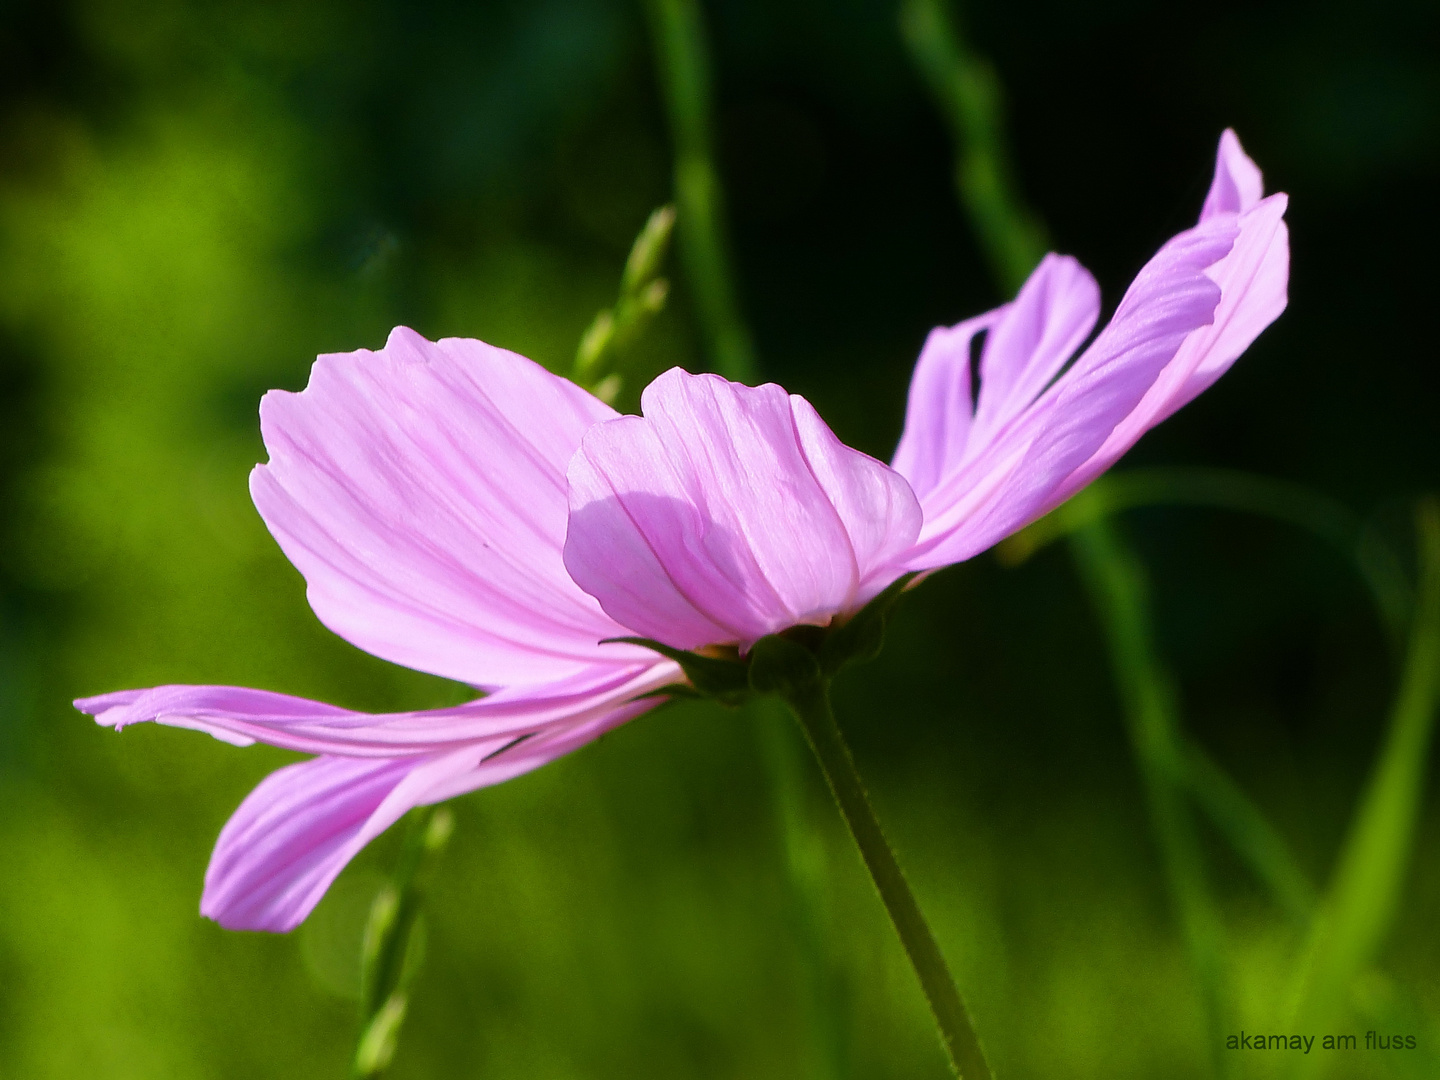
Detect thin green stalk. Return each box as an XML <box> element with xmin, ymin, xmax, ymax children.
<box><xmin>1286</xmin><ymin>500</ymin><xmax>1440</xmax><ymax>1077</ymax></box>
<box><xmin>353</xmin><ymin>805</ymin><xmax>454</xmax><ymax>1079</ymax></box>
<box><xmin>573</xmin><ymin>204</ymin><xmax>677</xmax><ymax>403</ymax></box>
<box><xmin>781</xmin><ymin>678</ymin><xmax>991</xmax><ymax>1080</ymax></box>
<box><xmin>999</xmin><ymin>465</ymin><xmax>1418</xmax><ymax>930</ymax></box>
<box><xmin>1180</xmin><ymin>737</ymin><xmax>1317</xmax><ymax>925</ymax></box>
<box><xmin>1184</xmin><ymin>736</ymin><xmax>1440</xmax><ymax>1078</ymax></box>
<box><xmin>644</xmin><ymin>0</ymin><xmax>755</xmax><ymax>382</ymax></box>
<box><xmin>1186</xmin><ymin>722</ymin><xmax>1440</xmax><ymax>1078</ymax></box>
<box><xmin>1000</xmin><ymin>467</ymin><xmax>1411</xmax><ymax>644</ymax></box>
<box><xmin>1067</xmin><ymin>509</ymin><xmax>1230</xmax><ymax>1072</ymax></box>
<box><xmin>899</xmin><ymin>0</ymin><xmax>1045</xmax><ymax>295</ymax></box>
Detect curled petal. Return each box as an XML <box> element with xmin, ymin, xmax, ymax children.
<box><xmin>969</xmin><ymin>253</ymin><xmax>1101</xmax><ymax>446</ymax></box>
<box><xmin>903</xmin><ymin>216</ymin><xmax>1237</xmax><ymax>567</ymax></box>
<box><xmin>201</xmin><ymin>700</ymin><xmax>652</xmax><ymax>932</ymax></box>
<box><xmin>1059</xmin><ymin>194</ymin><xmax>1288</xmax><ymax>498</ymax></box>
<box><xmin>891</xmin><ymin>311</ymin><xmax>995</xmax><ymax>498</ymax></box>
<box><xmin>565</xmin><ymin>369</ymin><xmax>922</xmax><ymax>651</ymax></box>
<box><xmin>1164</xmin><ymin>130</ymin><xmax>1288</xmax><ymax>410</ymax></box>
<box><xmin>1044</xmin><ymin>132</ymin><xmax>1288</xmax><ymax>503</ymax></box>
<box><xmin>203</xmin><ymin>753</ymin><xmax>453</xmax><ymax>932</ymax></box>
<box><xmin>895</xmin><ymin>130</ymin><xmax>1289</xmax><ymax>569</ymax></box>
<box><xmin>1201</xmin><ymin>128</ymin><xmax>1266</xmax><ymax>218</ymax></box>
<box><xmin>75</xmin><ymin>661</ymin><xmax>678</xmax><ymax>757</ymax></box>
<box><xmin>252</xmin><ymin>326</ymin><xmax>651</xmax><ymax>690</ymax></box>
<box><xmin>894</xmin><ymin>254</ymin><xmax>1100</xmax><ymax>504</ymax></box>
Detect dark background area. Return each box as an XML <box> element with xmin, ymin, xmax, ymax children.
<box><xmin>0</xmin><ymin>1</ymin><xmax>1435</xmax><ymax>1077</ymax></box>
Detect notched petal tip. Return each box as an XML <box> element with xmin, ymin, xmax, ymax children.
<box><xmin>71</xmin><ymin>669</ymin><xmax>679</xmax><ymax>757</ymax></box>
<box><xmin>898</xmin><ymin>207</ymin><xmax>1248</xmax><ymax>570</ymax></box>
<box><xmin>76</xmin><ymin>688</ymin><xmax>173</xmax><ymax>734</ymax></box>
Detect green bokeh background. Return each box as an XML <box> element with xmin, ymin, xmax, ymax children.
<box><xmin>1</xmin><ymin>1</ymin><xmax>1437</xmax><ymax>1077</ymax></box>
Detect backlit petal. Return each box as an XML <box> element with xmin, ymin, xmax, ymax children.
<box><xmin>1201</xmin><ymin>128</ymin><xmax>1265</xmax><ymax>218</ymax></box>
<box><xmin>903</xmin><ymin>216</ymin><xmax>1237</xmax><ymax>567</ymax></box>
<box><xmin>252</xmin><ymin>327</ymin><xmax>650</xmax><ymax>690</ymax></box>
<box><xmin>890</xmin><ymin>310</ymin><xmax>995</xmax><ymax>498</ymax></box>
<box><xmin>893</xmin><ymin>253</ymin><xmax>1100</xmax><ymax>504</ymax></box>
<box><xmin>1061</xmin><ymin>195</ymin><xmax>1288</xmax><ymax>495</ymax></box>
<box><xmin>1047</xmin><ymin>133</ymin><xmax>1289</xmax><ymax>501</ymax></box>
<box><xmin>969</xmin><ymin>254</ymin><xmax>1101</xmax><ymax>446</ymax></box>
<box><xmin>565</xmin><ymin>369</ymin><xmax>921</xmax><ymax>650</ymax></box>
<box><xmin>894</xmin><ymin>131</ymin><xmax>1288</xmax><ymax>570</ymax></box>
<box><xmin>200</xmin><ymin>698</ymin><xmax>652</xmax><ymax>932</ymax></box>
<box><xmin>75</xmin><ymin>661</ymin><xmax>678</xmax><ymax>757</ymax></box>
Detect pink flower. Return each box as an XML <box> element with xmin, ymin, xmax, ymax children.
<box><xmin>76</xmin><ymin>130</ymin><xmax>1287</xmax><ymax>932</ymax></box>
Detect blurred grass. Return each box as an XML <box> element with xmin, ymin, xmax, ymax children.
<box><xmin>1287</xmin><ymin>504</ymin><xmax>1440</xmax><ymax>1077</ymax></box>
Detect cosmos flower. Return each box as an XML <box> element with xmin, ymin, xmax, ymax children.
<box><xmin>76</xmin><ymin>130</ymin><xmax>1288</xmax><ymax>932</ymax></box>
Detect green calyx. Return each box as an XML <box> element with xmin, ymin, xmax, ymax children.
<box><xmin>610</xmin><ymin>572</ymin><xmax>917</xmax><ymax>705</ymax></box>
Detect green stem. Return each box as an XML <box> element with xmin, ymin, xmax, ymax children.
<box><xmin>1286</xmin><ymin>500</ymin><xmax>1440</xmax><ymax>1077</ymax></box>
<box><xmin>644</xmin><ymin>0</ymin><xmax>756</xmax><ymax>382</ymax></box>
<box><xmin>1067</xmin><ymin>511</ymin><xmax>1230</xmax><ymax>1076</ymax></box>
<box><xmin>782</xmin><ymin>679</ymin><xmax>992</xmax><ymax>1080</ymax></box>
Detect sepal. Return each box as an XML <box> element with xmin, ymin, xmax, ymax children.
<box><xmin>818</xmin><ymin>573</ymin><xmax>918</xmax><ymax>676</ymax></box>
<box><xmin>604</xmin><ymin>572</ymin><xmax>915</xmax><ymax>705</ymax></box>
<box><xmin>747</xmin><ymin>634</ymin><xmax>822</xmax><ymax>697</ymax></box>
<box><xmin>602</xmin><ymin>637</ymin><xmax>751</xmax><ymax>704</ymax></box>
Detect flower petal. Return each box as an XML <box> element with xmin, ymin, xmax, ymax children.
<box><xmin>893</xmin><ymin>254</ymin><xmax>1100</xmax><ymax>504</ymax></box>
<box><xmin>75</xmin><ymin>660</ymin><xmax>678</xmax><ymax>757</ymax></box>
<box><xmin>969</xmin><ymin>254</ymin><xmax>1101</xmax><ymax>446</ymax></box>
<box><xmin>203</xmin><ymin>753</ymin><xmax>451</xmax><ymax>932</ymax></box>
<box><xmin>1165</xmin><ymin>130</ymin><xmax>1288</xmax><ymax>410</ymax></box>
<box><xmin>1046</xmin><ymin>133</ymin><xmax>1289</xmax><ymax>501</ymax></box>
<box><xmin>890</xmin><ymin>310</ymin><xmax>995</xmax><ymax>499</ymax></box>
<box><xmin>1201</xmin><ymin>128</ymin><xmax>1265</xmax><ymax>218</ymax></box>
<box><xmin>1060</xmin><ymin>195</ymin><xmax>1288</xmax><ymax>494</ymax></box>
<box><xmin>252</xmin><ymin>327</ymin><xmax>652</xmax><ymax>689</ymax></box>
<box><xmin>565</xmin><ymin>369</ymin><xmax>922</xmax><ymax>650</ymax></box>
<box><xmin>201</xmin><ymin>698</ymin><xmax>653</xmax><ymax>932</ymax></box>
<box><xmin>894</xmin><ymin>132</ymin><xmax>1289</xmax><ymax>570</ymax></box>
<box><xmin>902</xmin><ymin>215</ymin><xmax>1239</xmax><ymax>567</ymax></box>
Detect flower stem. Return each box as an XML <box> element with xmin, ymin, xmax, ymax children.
<box><xmin>781</xmin><ymin>678</ymin><xmax>992</xmax><ymax>1080</ymax></box>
